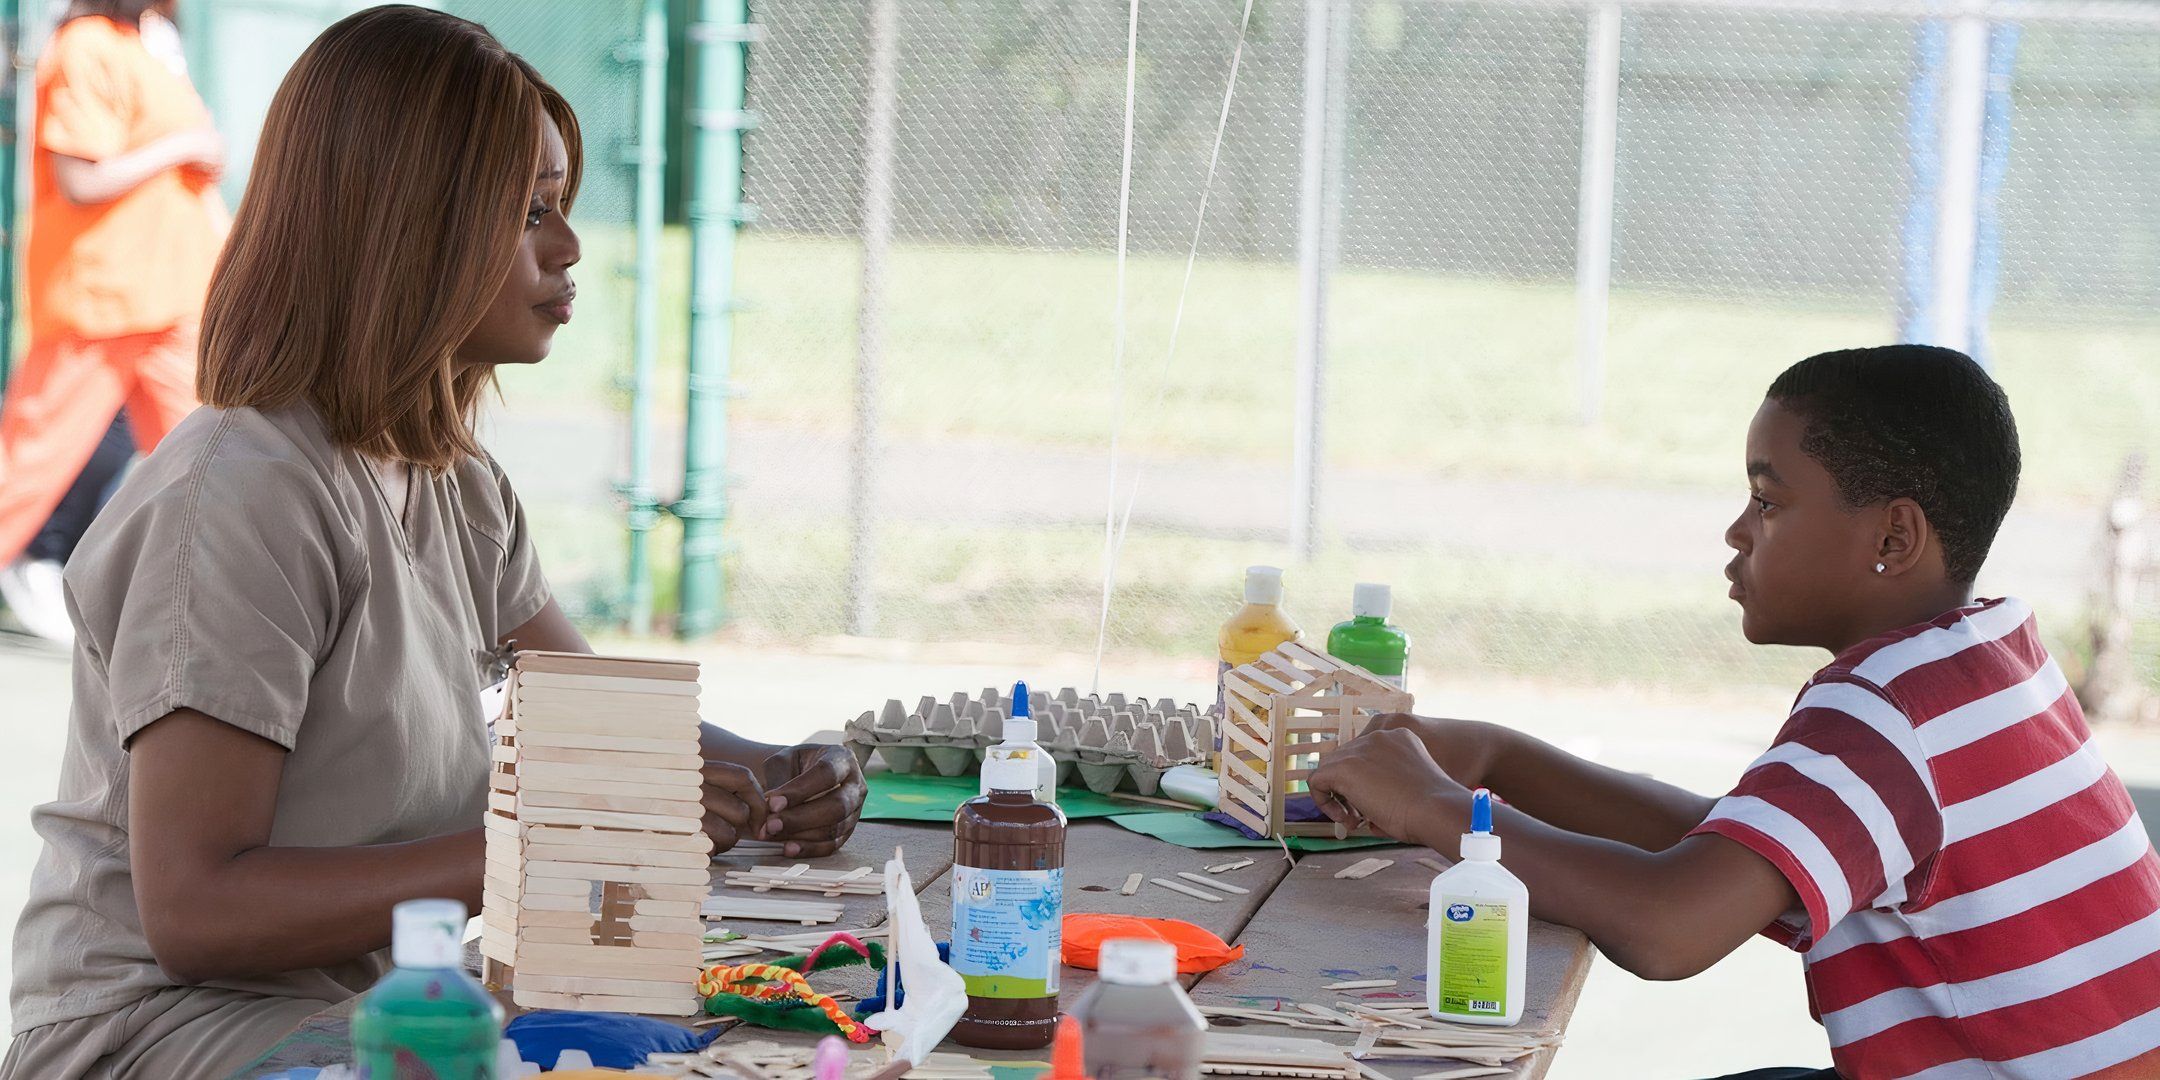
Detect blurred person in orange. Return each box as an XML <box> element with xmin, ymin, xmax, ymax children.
<box><xmin>0</xmin><ymin>0</ymin><xmax>227</xmax><ymax>643</ymax></box>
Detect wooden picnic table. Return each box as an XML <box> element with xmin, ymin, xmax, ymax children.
<box><xmin>248</xmin><ymin>818</ymin><xmax>1592</xmax><ymax>1078</ymax></box>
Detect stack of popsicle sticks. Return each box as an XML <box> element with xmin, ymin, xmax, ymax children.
<box><xmin>480</xmin><ymin>651</ymin><xmax>714</xmax><ymax>1017</ymax></box>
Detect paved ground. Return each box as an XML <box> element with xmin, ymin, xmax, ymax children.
<box><xmin>8</xmin><ymin>630</ymin><xmax>2159</xmax><ymax>1076</ymax></box>
<box><xmin>489</xmin><ymin>417</ymin><xmax>2096</xmax><ymax>597</ymax></box>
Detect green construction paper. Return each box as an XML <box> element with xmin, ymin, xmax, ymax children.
<box><xmin>861</xmin><ymin>770</ymin><xmax>1136</xmax><ymax>821</ymax></box>
<box><xmin>1107</xmin><ymin>811</ymin><xmax>1401</xmax><ymax>852</ymax></box>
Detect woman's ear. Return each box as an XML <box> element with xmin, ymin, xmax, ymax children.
<box><xmin>1877</xmin><ymin>498</ymin><xmax>1931</xmax><ymax>577</ymax></box>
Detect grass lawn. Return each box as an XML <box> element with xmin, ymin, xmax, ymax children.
<box><xmin>511</xmin><ymin>229</ymin><xmax>2160</xmax><ymax>501</ymax></box>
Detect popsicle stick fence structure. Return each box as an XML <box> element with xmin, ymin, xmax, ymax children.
<box><xmin>1217</xmin><ymin>642</ymin><xmax>1414</xmax><ymax>839</ymax></box>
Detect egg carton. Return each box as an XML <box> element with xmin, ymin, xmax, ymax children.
<box><xmin>843</xmin><ymin>687</ymin><xmax>1215</xmax><ymax>796</ymax></box>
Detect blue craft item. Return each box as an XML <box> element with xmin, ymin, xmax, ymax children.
<box><xmin>504</xmin><ymin>1009</ymin><xmax>718</xmax><ymax>1070</ymax></box>
<box><xmin>855</xmin><ymin>941</ymin><xmax>952</xmax><ymax>1017</ymax></box>
<box><xmin>1203</xmin><ymin>794</ymin><xmax>1328</xmax><ymax>840</ymax></box>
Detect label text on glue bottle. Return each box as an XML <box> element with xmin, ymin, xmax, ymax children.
<box><xmin>951</xmin><ymin>865</ymin><xmax>1064</xmax><ymax>999</ymax></box>
<box><xmin>1436</xmin><ymin>899</ymin><xmax>1510</xmax><ymax>1016</ymax></box>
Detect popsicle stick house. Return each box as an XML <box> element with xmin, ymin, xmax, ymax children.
<box><xmin>481</xmin><ymin>651</ymin><xmax>711</xmax><ymax>1016</ymax></box>
<box><xmin>1217</xmin><ymin>642</ymin><xmax>1414</xmax><ymax>839</ymax></box>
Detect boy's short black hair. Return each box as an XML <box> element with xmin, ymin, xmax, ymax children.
<box><xmin>1767</xmin><ymin>345</ymin><xmax>2020</xmax><ymax>584</ymax></box>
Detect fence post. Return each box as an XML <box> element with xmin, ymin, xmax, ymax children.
<box><xmin>1927</xmin><ymin>8</ymin><xmax>1989</xmax><ymax>355</ymax></box>
<box><xmin>623</xmin><ymin>0</ymin><xmax>670</xmax><ymax>635</ymax></box>
<box><xmin>678</xmin><ymin>0</ymin><xmax>752</xmax><ymax>638</ymax></box>
<box><xmin>1964</xmin><ymin>22</ymin><xmax>2018</xmax><ymax>367</ymax></box>
<box><xmin>1574</xmin><ymin>2</ymin><xmax>1620</xmax><ymax>427</ymax></box>
<box><xmin>1290</xmin><ymin>0</ymin><xmax>1339</xmax><ymax>561</ymax></box>
<box><xmin>845</xmin><ymin>0</ymin><xmax>898</xmax><ymax>637</ymax></box>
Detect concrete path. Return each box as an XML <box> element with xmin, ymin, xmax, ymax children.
<box><xmin>487</xmin><ymin>417</ymin><xmax>2095</xmax><ymax>599</ymax></box>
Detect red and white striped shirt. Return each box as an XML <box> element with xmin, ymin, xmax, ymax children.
<box><xmin>1691</xmin><ymin>597</ymin><xmax>2160</xmax><ymax>1079</ymax></box>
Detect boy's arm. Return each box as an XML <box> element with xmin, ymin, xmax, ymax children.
<box><xmin>1373</xmin><ymin>715</ymin><xmax>1716</xmax><ymax>851</ymax></box>
<box><xmin>1310</xmin><ymin>728</ymin><xmax>1799</xmax><ymax>981</ymax></box>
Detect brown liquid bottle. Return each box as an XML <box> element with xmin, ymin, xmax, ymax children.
<box><xmin>951</xmin><ymin>743</ymin><xmax>1066</xmax><ymax>1049</ymax></box>
<box><xmin>1071</xmin><ymin>937</ymin><xmax>1207</xmax><ymax>1080</ymax></box>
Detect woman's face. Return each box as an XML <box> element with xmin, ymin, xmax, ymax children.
<box><xmin>458</xmin><ymin>116</ymin><xmax>579</xmax><ymax>367</ymax></box>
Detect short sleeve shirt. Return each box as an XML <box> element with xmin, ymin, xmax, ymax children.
<box><xmin>1689</xmin><ymin>599</ymin><xmax>2160</xmax><ymax>1078</ymax></box>
<box><xmin>29</xmin><ymin>16</ymin><xmax>227</xmax><ymax>340</ymax></box>
<box><xmin>9</xmin><ymin>404</ymin><xmax>552</xmax><ymax>1038</ymax></box>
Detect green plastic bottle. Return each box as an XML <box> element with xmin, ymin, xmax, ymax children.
<box><xmin>353</xmin><ymin>899</ymin><xmax>504</xmax><ymax>1079</ymax></box>
<box><xmin>1327</xmin><ymin>583</ymin><xmax>1410</xmax><ymax>690</ymax></box>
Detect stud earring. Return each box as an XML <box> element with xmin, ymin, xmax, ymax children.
<box><xmin>1874</xmin><ymin>562</ymin><xmax>1887</xmax><ymax>574</ymax></box>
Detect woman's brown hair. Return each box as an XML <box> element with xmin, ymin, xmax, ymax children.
<box><xmin>198</xmin><ymin>4</ymin><xmax>582</xmax><ymax>470</ymax></box>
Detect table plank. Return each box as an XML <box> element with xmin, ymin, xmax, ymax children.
<box><xmin>1189</xmin><ymin>846</ymin><xmax>1592</xmax><ymax>1080</ymax></box>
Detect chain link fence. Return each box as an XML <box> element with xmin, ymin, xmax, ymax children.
<box><xmin>132</xmin><ymin>0</ymin><xmax>657</xmax><ymax>624</ymax></box>
<box><xmin>728</xmin><ymin>0</ymin><xmax>2160</xmax><ymax>694</ymax></box>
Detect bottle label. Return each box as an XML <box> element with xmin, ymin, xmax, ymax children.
<box><xmin>951</xmin><ymin>864</ymin><xmax>1063</xmax><ymax>998</ymax></box>
<box><xmin>1436</xmin><ymin>899</ymin><xmax>1510</xmax><ymax>1017</ymax></box>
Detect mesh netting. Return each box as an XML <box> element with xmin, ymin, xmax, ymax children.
<box><xmin>729</xmin><ymin>0</ymin><xmax>2160</xmax><ymax>691</ymax></box>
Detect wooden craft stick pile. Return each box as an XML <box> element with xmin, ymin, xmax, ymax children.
<box><xmin>1198</xmin><ymin>1002</ymin><xmax>1561</xmax><ymax>1073</ymax></box>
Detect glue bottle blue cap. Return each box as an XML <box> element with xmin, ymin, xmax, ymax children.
<box><xmin>1461</xmin><ymin>788</ymin><xmax>1501</xmax><ymax>862</ymax></box>
<box><xmin>1011</xmin><ymin>681</ymin><xmax>1032</xmax><ymax>719</ymax></box>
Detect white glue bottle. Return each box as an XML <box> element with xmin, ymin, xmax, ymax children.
<box><xmin>983</xmin><ymin>680</ymin><xmax>1057</xmax><ymax>803</ymax></box>
<box><xmin>1427</xmin><ymin>788</ymin><xmax>1527</xmax><ymax>1025</ymax></box>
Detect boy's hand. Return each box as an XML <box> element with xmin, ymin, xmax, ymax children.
<box><xmin>1308</xmin><ymin>727</ymin><xmax>1469</xmax><ymax>844</ymax></box>
<box><xmin>1362</xmin><ymin>713</ymin><xmax>1505</xmax><ymax>790</ymax></box>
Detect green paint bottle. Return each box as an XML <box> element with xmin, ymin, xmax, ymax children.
<box><xmin>1326</xmin><ymin>583</ymin><xmax>1410</xmax><ymax>690</ymax></box>
<box><xmin>353</xmin><ymin>899</ymin><xmax>504</xmax><ymax>1079</ymax></box>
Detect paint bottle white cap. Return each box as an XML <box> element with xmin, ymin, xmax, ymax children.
<box><xmin>1244</xmin><ymin>565</ymin><xmax>1286</xmax><ymax>605</ymax></box>
<box><xmin>1352</xmin><ymin>583</ymin><xmax>1392</xmax><ymax>620</ymax></box>
<box><xmin>392</xmin><ymin>898</ymin><xmax>468</xmax><ymax>969</ymax></box>
<box><xmin>1100</xmin><ymin>937</ymin><xmax>1178</xmax><ymax>986</ymax></box>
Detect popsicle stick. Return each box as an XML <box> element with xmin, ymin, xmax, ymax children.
<box><xmin>1322</xmin><ymin>979</ymin><xmax>1398</xmax><ymax>991</ymax></box>
<box><xmin>1179</xmin><ymin>871</ymin><xmax>1248</xmax><ymax>895</ymax></box>
<box><xmin>1120</xmin><ymin>872</ymin><xmax>1143</xmax><ymax>896</ymax></box>
<box><xmin>1150</xmin><ymin>877</ymin><xmax>1224</xmax><ymax>902</ymax></box>
<box><xmin>1206</xmin><ymin>858</ymin><xmax>1255</xmax><ymax>873</ymax></box>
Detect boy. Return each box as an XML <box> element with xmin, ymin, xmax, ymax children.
<box><xmin>1310</xmin><ymin>346</ymin><xmax>2160</xmax><ymax>1079</ymax></box>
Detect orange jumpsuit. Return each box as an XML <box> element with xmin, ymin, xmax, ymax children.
<box><xmin>0</xmin><ymin>15</ymin><xmax>226</xmax><ymax>565</ymax></box>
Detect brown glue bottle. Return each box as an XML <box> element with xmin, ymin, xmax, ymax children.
<box><xmin>1071</xmin><ymin>938</ymin><xmax>1208</xmax><ymax>1080</ymax></box>
<box><xmin>951</xmin><ymin>742</ymin><xmax>1066</xmax><ymax>1049</ymax></box>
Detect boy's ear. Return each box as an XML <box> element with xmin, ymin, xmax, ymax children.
<box><xmin>1877</xmin><ymin>498</ymin><xmax>1932</xmax><ymax>577</ymax></box>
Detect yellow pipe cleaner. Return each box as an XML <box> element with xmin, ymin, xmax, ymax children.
<box><xmin>698</xmin><ymin>961</ymin><xmax>871</xmax><ymax>1042</ymax></box>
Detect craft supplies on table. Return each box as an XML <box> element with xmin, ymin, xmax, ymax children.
<box><xmin>1428</xmin><ymin>790</ymin><xmax>1527</xmax><ymax>1026</ymax></box>
<box><xmin>949</xmin><ymin>746</ymin><xmax>1066</xmax><ymax>1050</ymax></box>
<box><xmin>847</xmin><ymin>686</ymin><xmax>1215</xmax><ymax>798</ymax></box>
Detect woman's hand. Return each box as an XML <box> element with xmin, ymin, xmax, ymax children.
<box><xmin>1307</xmin><ymin>726</ymin><xmax>1471</xmax><ymax>845</ymax></box>
<box><xmin>756</xmin><ymin>744</ymin><xmax>867</xmax><ymax>858</ymax></box>
<box><xmin>701</xmin><ymin>760</ymin><xmax>768</xmax><ymax>853</ymax></box>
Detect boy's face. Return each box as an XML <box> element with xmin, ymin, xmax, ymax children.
<box><xmin>1724</xmin><ymin>400</ymin><xmax>1883</xmax><ymax>649</ymax></box>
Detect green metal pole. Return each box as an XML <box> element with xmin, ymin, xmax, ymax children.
<box><xmin>623</xmin><ymin>0</ymin><xmax>669</xmax><ymax>635</ymax></box>
<box><xmin>676</xmin><ymin>0</ymin><xmax>750</xmax><ymax>638</ymax></box>
<box><xmin>0</xmin><ymin>0</ymin><xmax>20</xmax><ymax>401</ymax></box>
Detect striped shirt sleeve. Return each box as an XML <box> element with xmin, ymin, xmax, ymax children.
<box><xmin>1689</xmin><ymin>677</ymin><xmax>1944</xmax><ymax>951</ymax></box>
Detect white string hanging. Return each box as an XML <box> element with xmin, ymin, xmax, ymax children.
<box><xmin>1091</xmin><ymin>0</ymin><xmax>1261</xmax><ymax>692</ymax></box>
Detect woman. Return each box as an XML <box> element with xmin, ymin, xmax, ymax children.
<box><xmin>2</xmin><ymin>9</ymin><xmax>864</xmax><ymax>1077</ymax></box>
<box><xmin>0</xmin><ymin>0</ymin><xmax>226</xmax><ymax>642</ymax></box>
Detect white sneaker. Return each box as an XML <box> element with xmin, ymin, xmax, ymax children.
<box><xmin>0</xmin><ymin>557</ymin><xmax>74</xmax><ymax>644</ymax></box>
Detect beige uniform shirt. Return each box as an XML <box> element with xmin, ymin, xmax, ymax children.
<box><xmin>8</xmin><ymin>404</ymin><xmax>550</xmax><ymax>1051</ymax></box>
